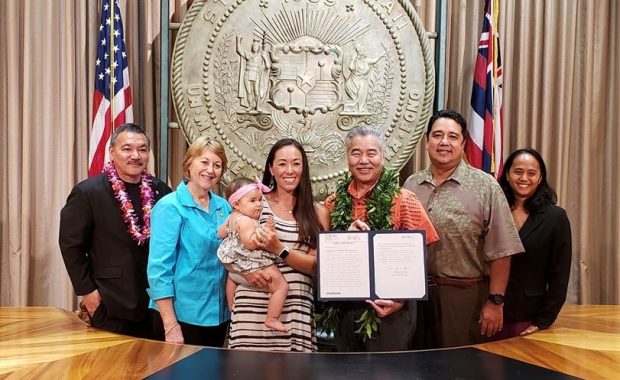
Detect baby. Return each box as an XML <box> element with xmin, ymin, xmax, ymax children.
<box><xmin>217</xmin><ymin>177</ymin><xmax>288</xmax><ymax>332</ymax></box>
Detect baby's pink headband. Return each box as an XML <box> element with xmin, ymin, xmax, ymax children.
<box><xmin>228</xmin><ymin>181</ymin><xmax>271</xmax><ymax>204</ymax></box>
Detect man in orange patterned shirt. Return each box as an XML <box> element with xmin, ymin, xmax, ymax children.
<box><xmin>324</xmin><ymin>125</ymin><xmax>439</xmax><ymax>352</ymax></box>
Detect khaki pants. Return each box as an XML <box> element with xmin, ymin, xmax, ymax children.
<box><xmin>415</xmin><ymin>281</ymin><xmax>491</xmax><ymax>349</ymax></box>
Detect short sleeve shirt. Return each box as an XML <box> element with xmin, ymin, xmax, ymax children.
<box><xmin>324</xmin><ymin>180</ymin><xmax>439</xmax><ymax>245</ymax></box>
<box><xmin>403</xmin><ymin>160</ymin><xmax>523</xmax><ymax>278</ymax></box>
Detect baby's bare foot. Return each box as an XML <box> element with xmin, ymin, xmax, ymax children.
<box><xmin>265</xmin><ymin>318</ymin><xmax>288</xmax><ymax>333</ymax></box>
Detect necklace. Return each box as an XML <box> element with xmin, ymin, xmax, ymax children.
<box><xmin>331</xmin><ymin>167</ymin><xmax>399</xmax><ymax>230</ymax></box>
<box><xmin>186</xmin><ymin>181</ymin><xmax>210</xmax><ymax>211</ymax></box>
<box><xmin>271</xmin><ymin>196</ymin><xmax>294</xmax><ymax>214</ymax></box>
<box><xmin>103</xmin><ymin>162</ymin><xmax>154</xmax><ymax>246</ymax></box>
<box><xmin>195</xmin><ymin>195</ymin><xmax>209</xmax><ymax>211</ymax></box>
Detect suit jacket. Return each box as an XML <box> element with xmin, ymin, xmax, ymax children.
<box><xmin>59</xmin><ymin>173</ymin><xmax>171</xmax><ymax>321</ymax></box>
<box><xmin>504</xmin><ymin>204</ymin><xmax>572</xmax><ymax>329</ymax></box>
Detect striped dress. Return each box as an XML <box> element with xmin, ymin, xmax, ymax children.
<box><xmin>227</xmin><ymin>201</ymin><xmax>317</xmax><ymax>352</ymax></box>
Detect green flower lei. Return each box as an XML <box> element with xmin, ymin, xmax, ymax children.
<box><xmin>317</xmin><ymin>167</ymin><xmax>400</xmax><ymax>342</ymax></box>
<box><xmin>331</xmin><ymin>167</ymin><xmax>400</xmax><ymax>231</ymax></box>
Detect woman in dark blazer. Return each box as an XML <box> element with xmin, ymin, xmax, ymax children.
<box><xmin>497</xmin><ymin>148</ymin><xmax>572</xmax><ymax>338</ymax></box>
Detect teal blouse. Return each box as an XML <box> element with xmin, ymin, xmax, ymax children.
<box><xmin>148</xmin><ymin>180</ymin><xmax>231</xmax><ymax>326</ymax></box>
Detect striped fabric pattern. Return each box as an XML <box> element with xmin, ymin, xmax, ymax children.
<box><xmin>227</xmin><ymin>202</ymin><xmax>316</xmax><ymax>352</ymax></box>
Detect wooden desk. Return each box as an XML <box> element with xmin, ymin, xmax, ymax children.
<box><xmin>0</xmin><ymin>308</ymin><xmax>200</xmax><ymax>379</ymax></box>
<box><xmin>476</xmin><ymin>304</ymin><xmax>620</xmax><ymax>379</ymax></box>
<box><xmin>1</xmin><ymin>305</ymin><xmax>618</xmax><ymax>379</ymax></box>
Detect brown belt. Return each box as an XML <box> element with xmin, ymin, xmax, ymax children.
<box><xmin>430</xmin><ymin>276</ymin><xmax>487</xmax><ymax>288</ymax></box>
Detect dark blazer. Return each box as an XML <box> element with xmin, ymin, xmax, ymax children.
<box><xmin>59</xmin><ymin>174</ymin><xmax>171</xmax><ymax>321</ymax></box>
<box><xmin>504</xmin><ymin>204</ymin><xmax>572</xmax><ymax>329</ymax></box>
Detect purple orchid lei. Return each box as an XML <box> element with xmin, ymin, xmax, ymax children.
<box><xmin>103</xmin><ymin>162</ymin><xmax>154</xmax><ymax>245</ymax></box>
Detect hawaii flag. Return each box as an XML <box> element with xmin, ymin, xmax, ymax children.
<box><xmin>88</xmin><ymin>0</ymin><xmax>133</xmax><ymax>177</ymax></box>
<box><xmin>467</xmin><ymin>0</ymin><xmax>503</xmax><ymax>178</ymax></box>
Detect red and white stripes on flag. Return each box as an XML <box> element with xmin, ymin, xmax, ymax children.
<box><xmin>88</xmin><ymin>0</ymin><xmax>133</xmax><ymax>177</ymax></box>
<box><xmin>467</xmin><ymin>0</ymin><xmax>503</xmax><ymax>179</ymax></box>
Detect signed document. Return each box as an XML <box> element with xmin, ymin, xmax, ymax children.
<box><xmin>317</xmin><ymin>231</ymin><xmax>427</xmax><ymax>300</ymax></box>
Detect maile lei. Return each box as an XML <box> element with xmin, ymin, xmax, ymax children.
<box><xmin>317</xmin><ymin>167</ymin><xmax>399</xmax><ymax>342</ymax></box>
<box><xmin>103</xmin><ymin>162</ymin><xmax>154</xmax><ymax>246</ymax></box>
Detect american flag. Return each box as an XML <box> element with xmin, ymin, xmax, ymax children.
<box><xmin>467</xmin><ymin>0</ymin><xmax>503</xmax><ymax>179</ymax></box>
<box><xmin>88</xmin><ymin>0</ymin><xmax>133</xmax><ymax>177</ymax></box>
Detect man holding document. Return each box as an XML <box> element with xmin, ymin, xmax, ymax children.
<box><xmin>323</xmin><ymin>126</ymin><xmax>439</xmax><ymax>352</ymax></box>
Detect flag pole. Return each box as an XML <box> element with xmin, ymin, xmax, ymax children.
<box><xmin>110</xmin><ymin>0</ymin><xmax>115</xmax><ymax>132</ymax></box>
<box><xmin>491</xmin><ymin>0</ymin><xmax>501</xmax><ymax>176</ymax></box>
<box><xmin>489</xmin><ymin>0</ymin><xmax>495</xmax><ymax>174</ymax></box>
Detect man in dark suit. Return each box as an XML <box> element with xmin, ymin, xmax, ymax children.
<box><xmin>59</xmin><ymin>123</ymin><xmax>171</xmax><ymax>338</ymax></box>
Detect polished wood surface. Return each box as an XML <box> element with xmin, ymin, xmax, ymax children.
<box><xmin>0</xmin><ymin>305</ymin><xmax>618</xmax><ymax>379</ymax></box>
<box><xmin>476</xmin><ymin>304</ymin><xmax>620</xmax><ymax>380</ymax></box>
<box><xmin>0</xmin><ymin>308</ymin><xmax>200</xmax><ymax>379</ymax></box>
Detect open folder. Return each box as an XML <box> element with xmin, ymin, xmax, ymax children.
<box><xmin>317</xmin><ymin>230</ymin><xmax>428</xmax><ymax>301</ymax></box>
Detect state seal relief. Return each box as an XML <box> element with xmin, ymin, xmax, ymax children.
<box><xmin>172</xmin><ymin>0</ymin><xmax>434</xmax><ymax>198</ymax></box>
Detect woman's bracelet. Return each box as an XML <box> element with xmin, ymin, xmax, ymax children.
<box><xmin>165</xmin><ymin>323</ymin><xmax>180</xmax><ymax>336</ymax></box>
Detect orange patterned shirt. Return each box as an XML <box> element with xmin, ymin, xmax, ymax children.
<box><xmin>324</xmin><ymin>180</ymin><xmax>439</xmax><ymax>245</ymax></box>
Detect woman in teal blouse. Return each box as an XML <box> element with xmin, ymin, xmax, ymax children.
<box><xmin>147</xmin><ymin>137</ymin><xmax>231</xmax><ymax>346</ymax></box>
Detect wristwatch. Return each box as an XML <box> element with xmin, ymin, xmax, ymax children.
<box><xmin>488</xmin><ymin>293</ymin><xmax>505</xmax><ymax>305</ymax></box>
<box><xmin>279</xmin><ymin>246</ymin><xmax>290</xmax><ymax>260</ymax></box>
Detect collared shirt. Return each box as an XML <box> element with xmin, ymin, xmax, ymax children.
<box><xmin>403</xmin><ymin>160</ymin><xmax>523</xmax><ymax>278</ymax></box>
<box><xmin>324</xmin><ymin>178</ymin><xmax>439</xmax><ymax>244</ymax></box>
<box><xmin>148</xmin><ymin>180</ymin><xmax>231</xmax><ymax>326</ymax></box>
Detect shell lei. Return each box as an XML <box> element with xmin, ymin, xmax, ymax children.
<box><xmin>103</xmin><ymin>162</ymin><xmax>154</xmax><ymax>246</ymax></box>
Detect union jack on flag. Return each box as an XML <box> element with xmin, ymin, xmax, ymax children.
<box><xmin>467</xmin><ymin>0</ymin><xmax>503</xmax><ymax>179</ymax></box>
<box><xmin>88</xmin><ymin>0</ymin><xmax>133</xmax><ymax>177</ymax></box>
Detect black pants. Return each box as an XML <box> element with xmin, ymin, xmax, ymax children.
<box><xmin>90</xmin><ymin>302</ymin><xmax>155</xmax><ymax>339</ymax></box>
<box><xmin>335</xmin><ymin>301</ymin><xmax>416</xmax><ymax>352</ymax></box>
<box><xmin>151</xmin><ymin>310</ymin><xmax>229</xmax><ymax>347</ymax></box>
